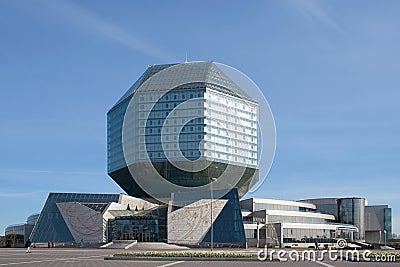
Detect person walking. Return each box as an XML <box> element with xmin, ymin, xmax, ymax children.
<box><xmin>315</xmin><ymin>241</ymin><xmax>319</xmax><ymax>250</ymax></box>
<box><xmin>25</xmin><ymin>239</ymin><xmax>32</xmax><ymax>253</ymax></box>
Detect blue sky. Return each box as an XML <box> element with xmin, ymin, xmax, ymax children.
<box><xmin>0</xmin><ymin>0</ymin><xmax>399</xmax><ymax>235</ymax></box>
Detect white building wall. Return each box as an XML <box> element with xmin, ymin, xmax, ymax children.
<box><xmin>168</xmin><ymin>199</ymin><xmax>228</xmax><ymax>245</ymax></box>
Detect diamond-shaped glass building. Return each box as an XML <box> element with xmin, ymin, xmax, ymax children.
<box><xmin>107</xmin><ymin>62</ymin><xmax>259</xmax><ymax>201</ymax></box>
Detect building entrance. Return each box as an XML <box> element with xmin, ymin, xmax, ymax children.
<box><xmin>121</xmin><ymin>232</ymin><xmax>151</xmax><ymax>242</ymax></box>
<box><xmin>108</xmin><ymin>215</ymin><xmax>161</xmax><ymax>242</ymax></box>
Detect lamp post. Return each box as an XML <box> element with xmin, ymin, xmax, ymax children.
<box><xmin>256</xmin><ymin>222</ymin><xmax>260</xmax><ymax>248</ymax></box>
<box><xmin>384</xmin><ymin>230</ymin><xmax>387</xmax><ymax>247</ymax></box>
<box><xmin>207</xmin><ymin>163</ymin><xmax>218</xmax><ymax>252</ymax></box>
<box><xmin>210</xmin><ymin>176</ymin><xmax>217</xmax><ymax>251</ymax></box>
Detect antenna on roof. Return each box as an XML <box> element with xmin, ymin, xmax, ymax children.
<box><xmin>185</xmin><ymin>51</ymin><xmax>188</xmax><ymax>63</ymax></box>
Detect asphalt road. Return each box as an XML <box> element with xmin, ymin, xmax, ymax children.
<box><xmin>0</xmin><ymin>248</ymin><xmax>399</xmax><ymax>267</ymax></box>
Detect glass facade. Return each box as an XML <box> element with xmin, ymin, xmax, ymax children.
<box><xmin>5</xmin><ymin>224</ymin><xmax>25</xmax><ymax>247</ymax></box>
<box><xmin>30</xmin><ymin>193</ymin><xmax>120</xmax><ymax>243</ymax></box>
<box><xmin>338</xmin><ymin>198</ymin><xmax>365</xmax><ymax>240</ymax></box>
<box><xmin>268</xmin><ymin>215</ymin><xmax>333</xmax><ymax>224</ymax></box>
<box><xmin>5</xmin><ymin>213</ymin><xmax>40</xmax><ymax>247</ymax></box>
<box><xmin>107</xmin><ymin>62</ymin><xmax>259</xmax><ymax>200</ymax></box>
<box><xmin>244</xmin><ymin>212</ymin><xmax>334</xmax><ymax>224</ymax></box>
<box><xmin>301</xmin><ymin>198</ymin><xmax>340</xmax><ymax>218</ymax></box>
<box><xmin>254</xmin><ymin>203</ymin><xmax>314</xmax><ymax>212</ymax></box>
<box><xmin>314</xmin><ymin>203</ymin><xmax>339</xmax><ymax>218</ymax></box>
<box><xmin>384</xmin><ymin>207</ymin><xmax>392</xmax><ymax>240</ymax></box>
<box><xmin>107</xmin><ymin>206</ymin><xmax>167</xmax><ymax>242</ymax></box>
<box><xmin>26</xmin><ymin>214</ymin><xmax>40</xmax><ymax>226</ymax></box>
<box><xmin>143</xmin><ymin>87</ymin><xmax>205</xmax><ymax>162</ymax></box>
<box><xmin>282</xmin><ymin>228</ymin><xmax>355</xmax><ymax>244</ymax></box>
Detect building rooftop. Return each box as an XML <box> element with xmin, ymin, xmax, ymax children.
<box><xmin>111</xmin><ymin>61</ymin><xmax>254</xmax><ymax>109</ymax></box>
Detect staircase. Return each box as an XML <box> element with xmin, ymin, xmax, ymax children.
<box><xmin>100</xmin><ymin>240</ymin><xmax>137</xmax><ymax>249</ymax></box>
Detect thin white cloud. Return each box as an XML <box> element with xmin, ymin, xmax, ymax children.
<box><xmin>0</xmin><ymin>169</ymin><xmax>104</xmax><ymax>176</ymax></box>
<box><xmin>293</xmin><ymin>0</ymin><xmax>343</xmax><ymax>33</ymax></box>
<box><xmin>42</xmin><ymin>0</ymin><xmax>176</xmax><ymax>62</ymax></box>
<box><xmin>0</xmin><ymin>191</ymin><xmax>45</xmax><ymax>198</ymax></box>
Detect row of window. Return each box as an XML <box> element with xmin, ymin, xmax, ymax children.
<box><xmin>206</xmin><ymin>99</ymin><xmax>257</xmax><ymax>118</ymax></box>
<box><xmin>145</xmin><ymin>117</ymin><xmax>204</xmax><ymax>126</ymax></box>
<box><xmin>139</xmin><ymin>100</ymin><xmax>203</xmax><ymax>111</ymax></box>
<box><xmin>140</xmin><ymin>109</ymin><xmax>203</xmax><ymax>119</ymax></box>
<box><xmin>145</xmin><ymin>125</ymin><xmax>204</xmax><ymax>134</ymax></box>
<box><xmin>138</xmin><ymin>91</ymin><xmax>204</xmax><ymax>102</ymax></box>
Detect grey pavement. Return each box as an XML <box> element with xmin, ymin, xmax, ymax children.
<box><xmin>0</xmin><ymin>248</ymin><xmax>399</xmax><ymax>267</ymax></box>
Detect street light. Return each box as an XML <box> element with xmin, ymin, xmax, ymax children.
<box><xmin>384</xmin><ymin>230</ymin><xmax>387</xmax><ymax>247</ymax></box>
<box><xmin>210</xmin><ymin>176</ymin><xmax>217</xmax><ymax>251</ymax></box>
<box><xmin>206</xmin><ymin>162</ymin><xmax>218</xmax><ymax>251</ymax></box>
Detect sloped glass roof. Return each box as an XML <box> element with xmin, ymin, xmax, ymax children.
<box><xmin>111</xmin><ymin>62</ymin><xmax>254</xmax><ymax>109</ymax></box>
<box><xmin>113</xmin><ymin>63</ymin><xmax>177</xmax><ymax>107</ymax></box>
<box><xmin>108</xmin><ymin>209</ymin><xmax>157</xmax><ymax>218</ymax></box>
<box><xmin>81</xmin><ymin>203</ymin><xmax>109</xmax><ymax>213</ymax></box>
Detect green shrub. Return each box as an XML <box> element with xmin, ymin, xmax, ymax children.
<box><xmin>114</xmin><ymin>251</ymin><xmax>257</xmax><ymax>258</ymax></box>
